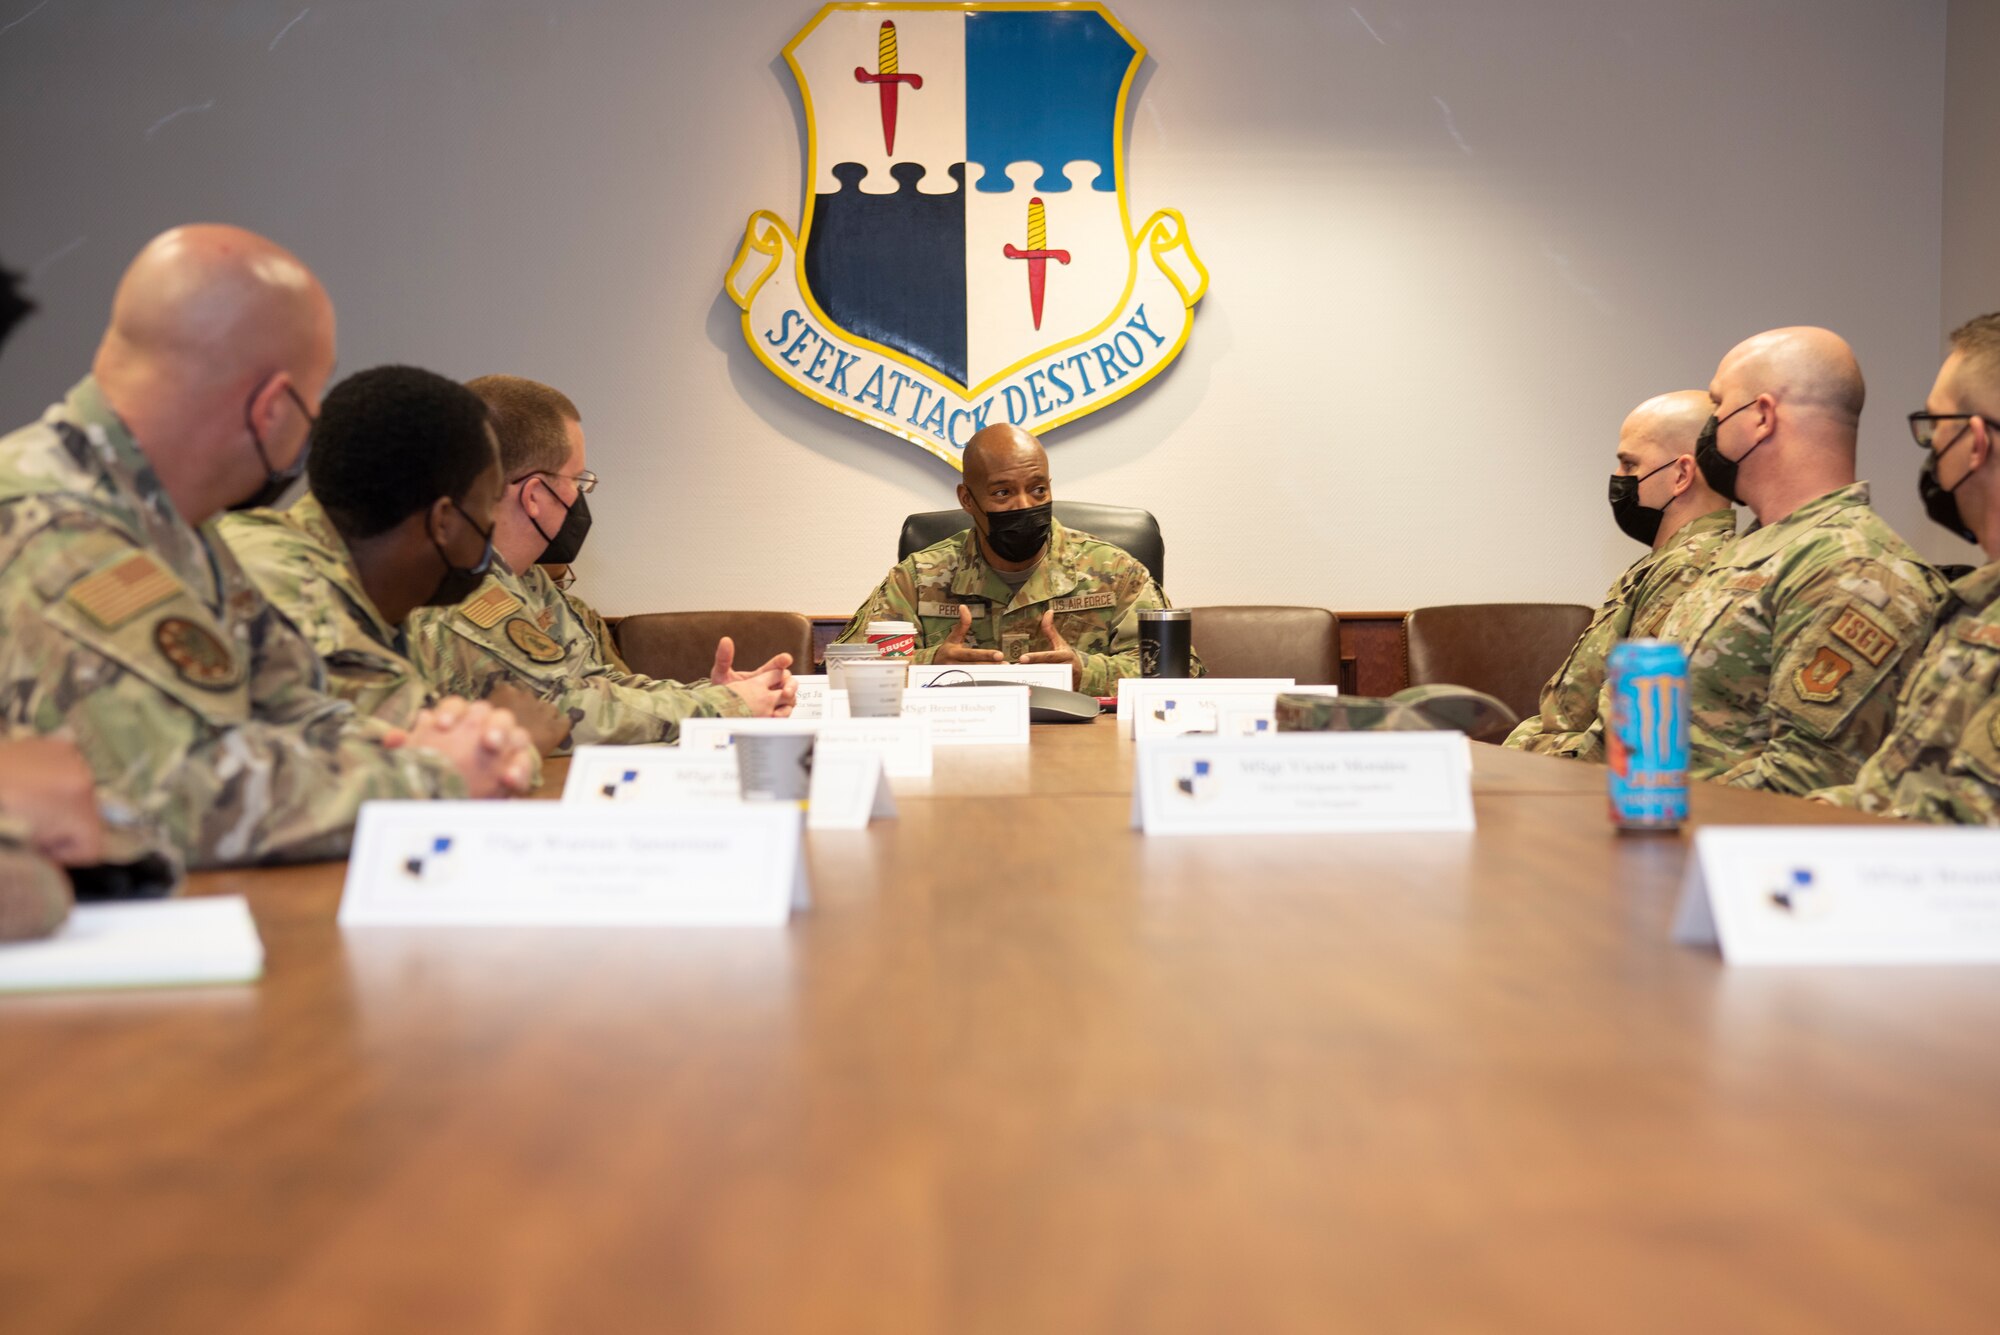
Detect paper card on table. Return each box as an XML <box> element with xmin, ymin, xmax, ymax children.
<box><xmin>678</xmin><ymin>716</ymin><xmax>821</xmax><ymax>750</ymax></box>
<box><xmin>1130</xmin><ymin>733</ymin><xmax>1474</xmax><ymax>835</ymax></box>
<box><xmin>908</xmin><ymin>662</ymin><xmax>1073</xmax><ymax>691</ymax></box>
<box><xmin>806</xmin><ymin>750</ymin><xmax>897</xmax><ymax>829</ymax></box>
<box><xmin>788</xmin><ymin>678</ymin><xmax>852</xmax><ymax>720</ymax></box>
<box><xmin>897</xmin><ymin>685</ymin><xmax>1030</xmax><ymax>744</ymax></box>
<box><xmin>1675</xmin><ymin>827</ymin><xmax>2000</xmax><ymax>965</ymax></box>
<box><xmin>340</xmin><ymin>801</ymin><xmax>807</xmax><ymax>926</ymax></box>
<box><xmin>561</xmin><ymin>746</ymin><xmax>741</xmax><ymax>805</ymax></box>
<box><xmin>1116</xmin><ymin>678</ymin><xmax>1294</xmax><ymax>739</ymax></box>
<box><xmin>818</xmin><ymin>717</ymin><xmax>933</xmax><ymax>777</ymax></box>
<box><xmin>0</xmin><ymin>896</ymin><xmax>264</xmax><ymax>994</ymax></box>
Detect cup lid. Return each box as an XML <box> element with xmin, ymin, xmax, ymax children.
<box><xmin>1137</xmin><ymin>608</ymin><xmax>1191</xmax><ymax>622</ymax></box>
<box><xmin>866</xmin><ymin>621</ymin><xmax>917</xmax><ymax>633</ymax></box>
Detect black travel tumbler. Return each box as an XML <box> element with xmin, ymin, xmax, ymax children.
<box><xmin>1138</xmin><ymin>608</ymin><xmax>1192</xmax><ymax>678</ymax></box>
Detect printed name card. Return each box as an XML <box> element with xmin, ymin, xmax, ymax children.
<box><xmin>340</xmin><ymin>801</ymin><xmax>807</xmax><ymax>926</ymax></box>
<box><xmin>897</xmin><ymin>685</ymin><xmax>1030</xmax><ymax>744</ymax></box>
<box><xmin>907</xmin><ymin>662</ymin><xmax>1074</xmax><ymax>691</ymax></box>
<box><xmin>677</xmin><ymin>716</ymin><xmax>933</xmax><ymax>777</ymax></box>
<box><xmin>1675</xmin><ymin>827</ymin><xmax>2000</xmax><ymax>965</ymax></box>
<box><xmin>1116</xmin><ymin>678</ymin><xmax>1295</xmax><ymax>740</ymax></box>
<box><xmin>561</xmin><ymin>743</ymin><xmax>896</xmax><ymax>830</ymax></box>
<box><xmin>1131</xmin><ymin>733</ymin><xmax>1475</xmax><ymax>835</ymax></box>
<box><xmin>563</xmin><ymin>746</ymin><xmax>741</xmax><ymax>805</ymax></box>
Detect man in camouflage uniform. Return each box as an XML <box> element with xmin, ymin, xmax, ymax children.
<box><xmin>1815</xmin><ymin>313</ymin><xmax>2000</xmax><ymax>821</ymax></box>
<box><xmin>1649</xmin><ymin>326</ymin><xmax>1946</xmax><ymax>794</ymax></box>
<box><xmin>1506</xmin><ymin>391</ymin><xmax>1735</xmax><ymax>760</ymax></box>
<box><xmin>408</xmin><ymin>375</ymin><xmax>795</xmax><ymax>749</ymax></box>
<box><xmin>835</xmin><ymin>423</ymin><xmax>1197</xmax><ymax>694</ymax></box>
<box><xmin>0</xmin><ymin>226</ymin><xmax>539</xmax><ymax>867</ymax></box>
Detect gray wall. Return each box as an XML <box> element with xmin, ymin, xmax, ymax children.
<box><xmin>1946</xmin><ymin>0</ymin><xmax>2000</xmax><ymax>344</ymax></box>
<box><xmin>0</xmin><ymin>1</ymin><xmax>1964</xmax><ymax>612</ymax></box>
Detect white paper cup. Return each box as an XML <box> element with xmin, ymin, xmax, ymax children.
<box><xmin>842</xmin><ymin>659</ymin><xmax>909</xmax><ymax>718</ymax></box>
<box><xmin>824</xmin><ymin>647</ymin><xmax>883</xmax><ymax>693</ymax></box>
<box><xmin>733</xmin><ymin>732</ymin><xmax>815</xmax><ymax>801</ymax></box>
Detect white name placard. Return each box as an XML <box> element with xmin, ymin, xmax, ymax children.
<box><xmin>1131</xmin><ymin>733</ymin><xmax>1474</xmax><ymax>835</ymax></box>
<box><xmin>562</xmin><ymin>746</ymin><xmax>741</xmax><ymax>805</ymax></box>
<box><xmin>677</xmin><ymin>716</ymin><xmax>933</xmax><ymax>777</ymax></box>
<box><xmin>1116</xmin><ymin>678</ymin><xmax>1295</xmax><ymax>740</ymax></box>
<box><xmin>788</xmin><ymin>678</ymin><xmax>852</xmax><ymax>720</ymax></box>
<box><xmin>907</xmin><ymin>662</ymin><xmax>1074</xmax><ymax>691</ymax></box>
<box><xmin>803</xmin><ymin>750</ymin><xmax>897</xmax><ymax>830</ymax></box>
<box><xmin>898</xmin><ymin>685</ymin><xmax>1031</xmax><ymax>744</ymax></box>
<box><xmin>1675</xmin><ymin>827</ymin><xmax>2000</xmax><ymax>965</ymax></box>
<box><xmin>340</xmin><ymin>801</ymin><xmax>806</xmax><ymax>926</ymax></box>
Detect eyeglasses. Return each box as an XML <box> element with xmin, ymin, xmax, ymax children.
<box><xmin>1908</xmin><ymin>412</ymin><xmax>1990</xmax><ymax>449</ymax></box>
<box><xmin>514</xmin><ymin>469</ymin><xmax>599</xmax><ymax>495</ymax></box>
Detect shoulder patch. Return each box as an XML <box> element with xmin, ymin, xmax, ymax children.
<box><xmin>460</xmin><ymin>584</ymin><xmax>523</xmax><ymax>629</ymax></box>
<box><xmin>65</xmin><ymin>551</ymin><xmax>182</xmax><ymax>629</ymax></box>
<box><xmin>1830</xmin><ymin>604</ymin><xmax>1897</xmax><ymax>667</ymax></box>
<box><xmin>1793</xmin><ymin>646</ymin><xmax>1854</xmax><ymax>703</ymax></box>
<box><xmin>154</xmin><ymin>615</ymin><xmax>242</xmax><ymax>691</ymax></box>
<box><xmin>503</xmin><ymin>616</ymin><xmax>566</xmax><ymax>663</ymax></box>
<box><xmin>1050</xmin><ymin>591</ymin><xmax>1117</xmax><ymax>614</ymax></box>
<box><xmin>1954</xmin><ymin>620</ymin><xmax>2000</xmax><ymax>651</ymax></box>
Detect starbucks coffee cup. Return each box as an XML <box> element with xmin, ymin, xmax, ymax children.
<box><xmin>823</xmin><ymin>642</ymin><xmax>882</xmax><ymax>692</ymax></box>
<box><xmin>865</xmin><ymin>620</ymin><xmax>917</xmax><ymax>658</ymax></box>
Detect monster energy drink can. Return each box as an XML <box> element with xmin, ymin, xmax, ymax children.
<box><xmin>1606</xmin><ymin>638</ymin><xmax>1689</xmax><ymax>831</ymax></box>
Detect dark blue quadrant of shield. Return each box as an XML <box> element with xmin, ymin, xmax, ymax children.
<box><xmin>966</xmin><ymin>9</ymin><xmax>1135</xmax><ymax>193</ymax></box>
<box><xmin>804</xmin><ymin>162</ymin><xmax>967</xmax><ymax>386</ymax></box>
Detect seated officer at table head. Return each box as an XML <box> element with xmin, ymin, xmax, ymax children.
<box><xmin>406</xmin><ymin>375</ymin><xmax>795</xmax><ymax>749</ymax></box>
<box><xmin>0</xmin><ymin>224</ymin><xmax>538</xmax><ymax>868</ymax></box>
<box><xmin>1505</xmin><ymin>390</ymin><xmax>1735</xmax><ymax>761</ymax></box>
<box><xmin>1651</xmin><ymin>326</ymin><xmax>1946</xmax><ymax>794</ymax></box>
<box><xmin>219</xmin><ymin>366</ymin><xmax>569</xmax><ymax>756</ymax></box>
<box><xmin>833</xmin><ymin>422</ymin><xmax>1199</xmax><ymax>693</ymax></box>
<box><xmin>1814</xmin><ymin>312</ymin><xmax>2000</xmax><ymax>822</ymax></box>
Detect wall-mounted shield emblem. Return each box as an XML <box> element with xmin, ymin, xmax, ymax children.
<box><xmin>727</xmin><ymin>3</ymin><xmax>1207</xmax><ymax>469</ymax></box>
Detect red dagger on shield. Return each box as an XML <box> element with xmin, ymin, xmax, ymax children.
<box><xmin>853</xmin><ymin>20</ymin><xmax>922</xmax><ymax>155</ymax></box>
<box><xmin>1002</xmin><ymin>196</ymin><xmax>1071</xmax><ymax>331</ymax></box>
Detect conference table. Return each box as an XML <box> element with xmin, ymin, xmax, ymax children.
<box><xmin>5</xmin><ymin>720</ymin><xmax>1999</xmax><ymax>1334</ymax></box>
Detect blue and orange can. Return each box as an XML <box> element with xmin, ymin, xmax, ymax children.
<box><xmin>1606</xmin><ymin>638</ymin><xmax>1689</xmax><ymax>831</ymax></box>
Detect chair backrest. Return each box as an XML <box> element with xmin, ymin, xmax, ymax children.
<box><xmin>1188</xmin><ymin>606</ymin><xmax>1342</xmax><ymax>685</ymax></box>
<box><xmin>1402</xmin><ymin>603</ymin><xmax>1595</xmax><ymax>724</ymax></box>
<box><xmin>897</xmin><ymin>501</ymin><xmax>1166</xmax><ymax>589</ymax></box>
<box><xmin>613</xmin><ymin>611</ymin><xmax>816</xmax><ymax>686</ymax></box>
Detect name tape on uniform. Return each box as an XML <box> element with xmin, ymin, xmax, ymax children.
<box><xmin>1131</xmin><ymin>733</ymin><xmax>1474</xmax><ymax>835</ymax></box>
<box><xmin>1675</xmin><ymin>827</ymin><xmax>2000</xmax><ymax>964</ymax></box>
<box><xmin>340</xmin><ymin>801</ymin><xmax>808</xmax><ymax>926</ymax></box>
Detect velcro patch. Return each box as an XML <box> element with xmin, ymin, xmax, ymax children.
<box><xmin>504</xmin><ymin>616</ymin><xmax>566</xmax><ymax>663</ymax></box>
<box><xmin>918</xmin><ymin>600</ymin><xmax>985</xmax><ymax>619</ymax></box>
<box><xmin>1793</xmin><ymin>646</ymin><xmax>1854</xmax><ymax>703</ymax></box>
<box><xmin>1956</xmin><ymin>620</ymin><xmax>2000</xmax><ymax>651</ymax></box>
<box><xmin>1830</xmin><ymin>604</ymin><xmax>1897</xmax><ymax>667</ymax></box>
<box><xmin>460</xmin><ymin>584</ymin><xmax>523</xmax><ymax>629</ymax></box>
<box><xmin>154</xmin><ymin>615</ymin><xmax>241</xmax><ymax>691</ymax></box>
<box><xmin>66</xmin><ymin>551</ymin><xmax>181</xmax><ymax>629</ymax></box>
<box><xmin>1050</xmin><ymin>591</ymin><xmax>1117</xmax><ymax>614</ymax></box>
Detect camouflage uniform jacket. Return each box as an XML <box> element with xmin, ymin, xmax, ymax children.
<box><xmin>406</xmin><ymin>559</ymin><xmax>747</xmax><ymax>750</ymax></box>
<box><xmin>833</xmin><ymin>519</ymin><xmax>1200</xmax><ymax>695</ymax></box>
<box><xmin>218</xmin><ymin>492</ymin><xmax>435</xmax><ymax>727</ymax></box>
<box><xmin>1649</xmin><ymin>483</ymin><xmax>1946</xmax><ymax>794</ymax></box>
<box><xmin>1505</xmin><ymin>508</ymin><xmax>1735</xmax><ymax>761</ymax></box>
<box><xmin>0</xmin><ymin>378</ymin><xmax>464</xmax><ymax>868</ymax></box>
<box><xmin>1812</xmin><ymin>560</ymin><xmax>2000</xmax><ymax>823</ymax></box>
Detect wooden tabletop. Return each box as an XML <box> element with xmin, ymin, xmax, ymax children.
<box><xmin>5</xmin><ymin>721</ymin><xmax>1997</xmax><ymax>1335</ymax></box>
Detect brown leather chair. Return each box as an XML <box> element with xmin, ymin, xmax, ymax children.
<box><xmin>612</xmin><ymin>611</ymin><xmax>815</xmax><ymax>685</ymax></box>
<box><xmin>1401</xmin><ymin>603</ymin><xmax>1594</xmax><ymax>726</ymax></box>
<box><xmin>1188</xmin><ymin>606</ymin><xmax>1341</xmax><ymax>684</ymax></box>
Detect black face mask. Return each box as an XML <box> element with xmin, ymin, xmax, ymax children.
<box><xmin>1607</xmin><ymin>458</ymin><xmax>1679</xmax><ymax>546</ymax></box>
<box><xmin>979</xmin><ymin>500</ymin><xmax>1053</xmax><ymax>564</ymax></box>
<box><xmin>424</xmin><ymin>499</ymin><xmax>497</xmax><ymax>608</ymax></box>
<box><xmin>1693</xmin><ymin>399</ymin><xmax>1761</xmax><ymax>504</ymax></box>
<box><xmin>229</xmin><ymin>381</ymin><xmax>316</xmax><ymax>512</ymax></box>
<box><xmin>1919</xmin><ymin>424</ymin><xmax>1979</xmax><ymax>545</ymax></box>
<box><xmin>527</xmin><ymin>479</ymin><xmax>592</xmax><ymax>564</ymax></box>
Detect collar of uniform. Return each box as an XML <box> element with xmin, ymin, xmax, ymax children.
<box><xmin>945</xmin><ymin>518</ymin><xmax>1077</xmax><ymax>609</ymax></box>
<box><xmin>1726</xmin><ymin>482</ymin><xmax>1870</xmax><ymax>566</ymax></box>
<box><xmin>62</xmin><ymin>376</ymin><xmax>157</xmax><ymax>485</ymax></box>
<box><xmin>1946</xmin><ymin>558</ymin><xmax>2000</xmax><ymax>616</ymax></box>
<box><xmin>282</xmin><ymin>492</ymin><xmax>403</xmax><ymax>650</ymax></box>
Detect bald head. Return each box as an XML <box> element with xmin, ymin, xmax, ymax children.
<box><xmin>1714</xmin><ymin>326</ymin><xmax>1865</xmax><ymax>427</ymax></box>
<box><xmin>1623</xmin><ymin>390</ymin><xmax>1714</xmax><ymax>454</ymax></box>
<box><xmin>957</xmin><ymin>423</ymin><xmax>1054</xmax><ymax>568</ymax></box>
<box><xmin>961</xmin><ymin>423</ymin><xmax>1046</xmax><ymax>490</ymax></box>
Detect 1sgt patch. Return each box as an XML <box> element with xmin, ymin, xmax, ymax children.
<box><xmin>504</xmin><ymin>617</ymin><xmax>566</xmax><ymax>664</ymax></box>
<box><xmin>66</xmin><ymin>551</ymin><xmax>180</xmax><ymax>629</ymax></box>
<box><xmin>1794</xmin><ymin>646</ymin><xmax>1854</xmax><ymax>703</ymax></box>
<box><xmin>1829</xmin><ymin>604</ymin><xmax>1897</xmax><ymax>667</ymax></box>
<box><xmin>154</xmin><ymin>616</ymin><xmax>240</xmax><ymax>690</ymax></box>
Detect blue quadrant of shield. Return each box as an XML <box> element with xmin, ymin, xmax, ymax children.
<box><xmin>805</xmin><ymin>162</ymin><xmax>969</xmax><ymax>386</ymax></box>
<box><xmin>966</xmin><ymin>9</ymin><xmax>1130</xmax><ymax>193</ymax></box>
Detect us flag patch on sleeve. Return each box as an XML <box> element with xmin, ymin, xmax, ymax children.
<box><xmin>65</xmin><ymin>551</ymin><xmax>181</xmax><ymax>629</ymax></box>
<box><xmin>459</xmin><ymin>584</ymin><xmax>524</xmax><ymax>629</ymax></box>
